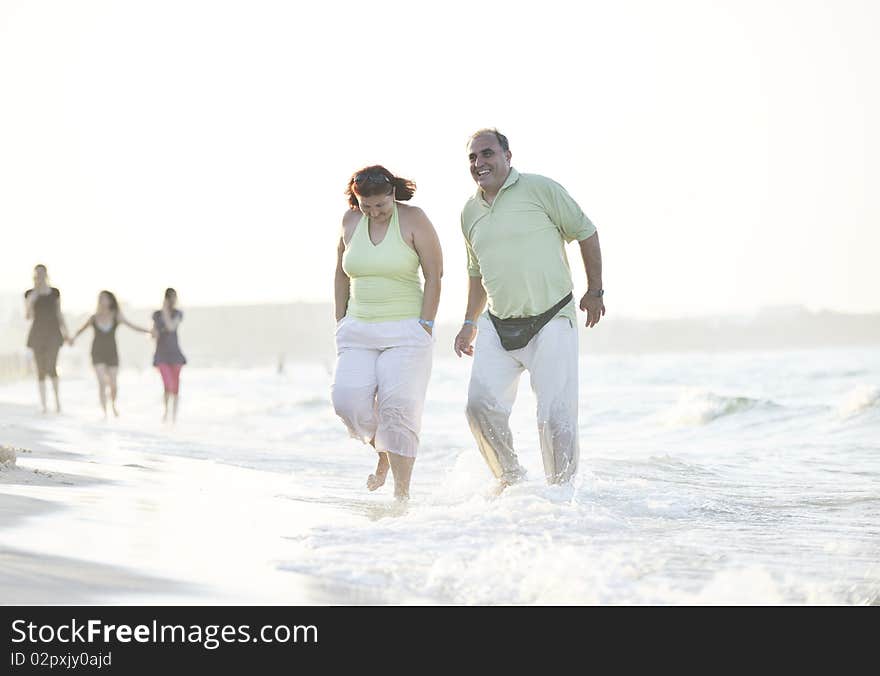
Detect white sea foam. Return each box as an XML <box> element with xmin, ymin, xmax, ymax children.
<box><xmin>837</xmin><ymin>384</ymin><xmax>880</xmax><ymax>419</ymax></box>
<box><xmin>0</xmin><ymin>445</ymin><xmax>15</xmax><ymax>467</ymax></box>
<box><xmin>657</xmin><ymin>389</ymin><xmax>777</xmax><ymax>427</ymax></box>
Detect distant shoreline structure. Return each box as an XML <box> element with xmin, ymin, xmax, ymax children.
<box><xmin>1</xmin><ymin>301</ymin><xmax>879</xmax><ymax>370</ymax></box>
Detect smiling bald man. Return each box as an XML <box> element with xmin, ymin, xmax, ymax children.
<box><xmin>454</xmin><ymin>128</ymin><xmax>605</xmax><ymax>489</ymax></box>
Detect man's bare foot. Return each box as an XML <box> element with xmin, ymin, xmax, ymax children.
<box><xmin>489</xmin><ymin>482</ymin><xmax>507</xmax><ymax>498</ymax></box>
<box><xmin>365</xmin><ymin>501</ymin><xmax>409</xmax><ymax>521</ymax></box>
<box><xmin>488</xmin><ymin>478</ymin><xmax>516</xmax><ymax>498</ymax></box>
<box><xmin>367</xmin><ymin>453</ymin><xmax>390</xmax><ymax>491</ymax></box>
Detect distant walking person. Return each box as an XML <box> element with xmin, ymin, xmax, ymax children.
<box><xmin>24</xmin><ymin>264</ymin><xmax>70</xmax><ymax>414</ymax></box>
<box><xmin>152</xmin><ymin>288</ymin><xmax>187</xmax><ymax>423</ymax></box>
<box><xmin>69</xmin><ymin>291</ymin><xmax>151</xmax><ymax>418</ymax></box>
<box><xmin>455</xmin><ymin>129</ymin><xmax>605</xmax><ymax>489</ymax></box>
<box><xmin>332</xmin><ymin>166</ymin><xmax>443</xmax><ymax>500</ymax></box>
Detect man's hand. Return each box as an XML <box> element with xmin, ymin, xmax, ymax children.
<box><xmin>454</xmin><ymin>323</ymin><xmax>477</xmax><ymax>357</ymax></box>
<box><xmin>579</xmin><ymin>292</ymin><xmax>606</xmax><ymax>328</ymax></box>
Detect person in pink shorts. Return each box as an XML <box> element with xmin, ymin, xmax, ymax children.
<box><xmin>151</xmin><ymin>288</ymin><xmax>186</xmax><ymax>423</ymax></box>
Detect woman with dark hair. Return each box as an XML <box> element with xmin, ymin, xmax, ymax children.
<box><xmin>152</xmin><ymin>288</ymin><xmax>186</xmax><ymax>423</ymax></box>
<box><xmin>24</xmin><ymin>264</ymin><xmax>70</xmax><ymax>413</ymax></box>
<box><xmin>70</xmin><ymin>290</ymin><xmax>151</xmax><ymax>417</ymax></box>
<box><xmin>331</xmin><ymin>165</ymin><xmax>443</xmax><ymax>500</ymax></box>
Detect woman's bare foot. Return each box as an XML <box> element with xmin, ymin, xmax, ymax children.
<box><xmin>366</xmin><ymin>453</ymin><xmax>390</xmax><ymax>491</ymax></box>
<box><xmin>387</xmin><ymin>453</ymin><xmax>415</xmax><ymax>501</ymax></box>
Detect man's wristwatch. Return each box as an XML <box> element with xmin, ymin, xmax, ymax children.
<box><xmin>587</xmin><ymin>289</ymin><xmax>604</xmax><ymax>298</ymax></box>
<box><xmin>419</xmin><ymin>319</ymin><xmax>434</xmax><ymax>329</ymax></box>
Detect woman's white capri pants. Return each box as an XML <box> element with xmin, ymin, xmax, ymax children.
<box><xmin>331</xmin><ymin>316</ymin><xmax>433</xmax><ymax>458</ymax></box>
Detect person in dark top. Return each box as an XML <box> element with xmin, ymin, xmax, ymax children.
<box><xmin>24</xmin><ymin>264</ymin><xmax>70</xmax><ymax>413</ymax></box>
<box><xmin>152</xmin><ymin>288</ymin><xmax>187</xmax><ymax>423</ymax></box>
<box><xmin>70</xmin><ymin>290</ymin><xmax>151</xmax><ymax>418</ymax></box>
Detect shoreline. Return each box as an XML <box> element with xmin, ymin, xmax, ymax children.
<box><xmin>0</xmin><ymin>403</ymin><xmax>407</xmax><ymax>605</ymax></box>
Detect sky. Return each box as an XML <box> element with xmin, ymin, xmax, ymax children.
<box><xmin>1</xmin><ymin>0</ymin><xmax>878</xmax><ymax>320</ymax></box>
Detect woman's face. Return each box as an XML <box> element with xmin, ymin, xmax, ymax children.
<box><xmin>98</xmin><ymin>293</ymin><xmax>112</xmax><ymax>312</ymax></box>
<box><xmin>33</xmin><ymin>267</ymin><xmax>47</xmax><ymax>286</ymax></box>
<box><xmin>356</xmin><ymin>191</ymin><xmax>395</xmax><ymax>222</ymax></box>
<box><xmin>165</xmin><ymin>293</ymin><xmax>177</xmax><ymax>309</ymax></box>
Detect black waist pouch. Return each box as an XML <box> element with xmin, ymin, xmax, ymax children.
<box><xmin>487</xmin><ymin>293</ymin><xmax>573</xmax><ymax>351</ymax></box>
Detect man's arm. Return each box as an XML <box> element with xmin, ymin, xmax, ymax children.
<box><xmin>578</xmin><ymin>231</ymin><xmax>605</xmax><ymax>328</ymax></box>
<box><xmin>454</xmin><ymin>276</ymin><xmax>487</xmax><ymax>357</ymax></box>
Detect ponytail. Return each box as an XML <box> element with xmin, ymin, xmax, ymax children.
<box><xmin>391</xmin><ymin>176</ymin><xmax>416</xmax><ymax>202</ymax></box>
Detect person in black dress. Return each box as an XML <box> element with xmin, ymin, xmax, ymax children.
<box><xmin>70</xmin><ymin>290</ymin><xmax>151</xmax><ymax>418</ymax></box>
<box><xmin>24</xmin><ymin>264</ymin><xmax>70</xmax><ymax>413</ymax></box>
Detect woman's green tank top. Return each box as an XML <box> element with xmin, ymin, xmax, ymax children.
<box><xmin>341</xmin><ymin>204</ymin><xmax>423</xmax><ymax>322</ymax></box>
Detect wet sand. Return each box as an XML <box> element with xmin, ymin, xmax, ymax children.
<box><xmin>0</xmin><ymin>403</ymin><xmax>400</xmax><ymax>604</ymax></box>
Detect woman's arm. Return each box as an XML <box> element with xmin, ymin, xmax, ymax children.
<box><xmin>55</xmin><ymin>295</ymin><xmax>70</xmax><ymax>342</ymax></box>
<box><xmin>410</xmin><ymin>209</ymin><xmax>443</xmax><ymax>333</ymax></box>
<box><xmin>24</xmin><ymin>290</ymin><xmax>35</xmax><ymax>320</ymax></box>
<box><xmin>70</xmin><ymin>316</ymin><xmax>92</xmax><ymax>343</ymax></box>
<box><xmin>117</xmin><ymin>311</ymin><xmax>151</xmax><ymax>334</ymax></box>
<box><xmin>160</xmin><ymin>308</ymin><xmax>183</xmax><ymax>331</ymax></box>
<box><xmin>334</xmin><ymin>220</ymin><xmax>351</xmax><ymax>322</ymax></box>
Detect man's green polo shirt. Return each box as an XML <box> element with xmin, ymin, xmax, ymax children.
<box><xmin>461</xmin><ymin>168</ymin><xmax>596</xmax><ymax>321</ymax></box>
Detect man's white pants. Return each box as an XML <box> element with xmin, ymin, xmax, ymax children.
<box><xmin>466</xmin><ymin>314</ymin><xmax>579</xmax><ymax>484</ymax></box>
<box><xmin>331</xmin><ymin>316</ymin><xmax>433</xmax><ymax>458</ymax></box>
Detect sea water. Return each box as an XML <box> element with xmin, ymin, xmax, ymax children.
<box><xmin>1</xmin><ymin>346</ymin><xmax>878</xmax><ymax>604</ymax></box>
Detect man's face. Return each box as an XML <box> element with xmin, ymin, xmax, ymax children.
<box><xmin>468</xmin><ymin>134</ymin><xmax>512</xmax><ymax>194</ymax></box>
